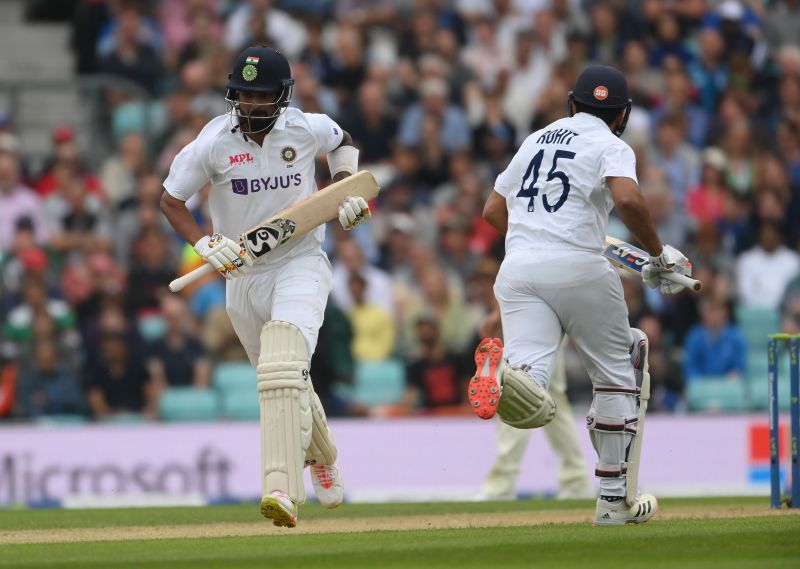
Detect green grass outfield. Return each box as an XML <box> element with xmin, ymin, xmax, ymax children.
<box><xmin>1</xmin><ymin>497</ymin><xmax>798</xmax><ymax>568</ymax></box>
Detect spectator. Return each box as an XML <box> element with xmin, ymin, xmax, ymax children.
<box><xmin>326</xmin><ymin>25</ymin><xmax>367</xmax><ymax>105</ymax></box>
<box><xmin>35</xmin><ymin>126</ymin><xmax>104</xmax><ymax>199</ymax></box>
<box><xmin>0</xmin><ymin>151</ymin><xmax>48</xmax><ymax>251</ymax></box>
<box><xmin>688</xmin><ymin>28</ymin><xmax>729</xmax><ymax>114</ymax></box>
<box><xmin>43</xmin><ymin>173</ymin><xmax>111</xmax><ymax>259</ymax></box>
<box><xmin>17</xmin><ymin>340</ymin><xmax>84</xmax><ymax>418</ymax></box>
<box><xmin>331</xmin><ymin>238</ymin><xmax>394</xmax><ymax>315</ymax></box>
<box><xmin>223</xmin><ymin>0</ymin><xmax>307</xmax><ymax>58</ymax></box>
<box><xmin>651</xmin><ymin>70</ymin><xmax>710</xmax><ymax>148</ymax></box>
<box><xmin>686</xmin><ymin>147</ymin><xmax>729</xmax><ymax>226</ymax></box>
<box><xmin>398</xmin><ymin>77</ymin><xmax>471</xmax><ymax>152</ymax></box>
<box><xmin>0</xmin><ymin>219</ymin><xmax>57</xmax><ymax>317</ymax></box>
<box><xmin>721</xmin><ymin>118</ymin><xmax>755</xmax><ymax>196</ymax></box>
<box><xmin>403</xmin><ymin>266</ymin><xmax>476</xmax><ymax>356</ymax></box>
<box><xmin>126</xmin><ymin>227</ymin><xmax>177</xmax><ymax>317</ymax></box>
<box><xmin>99</xmin><ymin>132</ymin><xmax>151</xmax><ymax>210</ymax></box>
<box><xmin>400</xmin><ymin>314</ymin><xmax>471</xmax><ymax>413</ymax></box>
<box><xmin>86</xmin><ymin>330</ymin><xmax>154</xmax><ymax>419</ymax></box>
<box><xmin>587</xmin><ymin>2</ymin><xmax>623</xmax><ymax>64</ymax></box>
<box><xmin>648</xmin><ymin>113</ymin><xmax>701</xmax><ymax>206</ymax></box>
<box><xmin>347</xmin><ymin>272</ymin><xmax>395</xmax><ymax>362</ymax></box>
<box><xmin>683</xmin><ymin>299</ymin><xmax>747</xmax><ymax>382</ymax></box>
<box><xmin>764</xmin><ymin>0</ymin><xmax>800</xmax><ymax>53</ymax></box>
<box><xmin>146</xmin><ymin>295</ymin><xmax>210</xmax><ymax>389</ymax></box>
<box><xmin>97</xmin><ymin>3</ymin><xmax>164</xmax><ymax>98</ymax></box>
<box><xmin>4</xmin><ymin>279</ymin><xmax>75</xmax><ymax>346</ymax></box>
<box><xmin>735</xmin><ymin>222</ymin><xmax>800</xmax><ymax>309</ymax></box>
<box><xmin>310</xmin><ymin>297</ymin><xmax>361</xmax><ymax>418</ymax></box>
<box><xmin>340</xmin><ymin>81</ymin><xmax>397</xmax><ymax>165</ymax></box>
<box><xmin>202</xmin><ymin>306</ymin><xmax>248</xmax><ymax>362</ymax></box>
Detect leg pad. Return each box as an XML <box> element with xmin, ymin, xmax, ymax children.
<box><xmin>258</xmin><ymin>321</ymin><xmax>312</xmax><ymax>504</ymax></box>
<box><xmin>497</xmin><ymin>365</ymin><xmax>556</xmax><ymax>429</ymax></box>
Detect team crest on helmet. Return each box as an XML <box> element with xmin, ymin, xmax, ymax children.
<box><xmin>280</xmin><ymin>146</ymin><xmax>298</xmax><ymax>163</ymax></box>
<box><xmin>593</xmin><ymin>86</ymin><xmax>608</xmax><ymax>100</ymax></box>
<box><xmin>242</xmin><ymin>64</ymin><xmax>258</xmax><ymax>81</ymax></box>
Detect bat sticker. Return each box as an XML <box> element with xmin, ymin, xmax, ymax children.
<box><xmin>241</xmin><ymin>218</ymin><xmax>296</xmax><ymax>258</ymax></box>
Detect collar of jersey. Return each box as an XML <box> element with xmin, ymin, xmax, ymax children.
<box><xmin>573</xmin><ymin>112</ymin><xmax>607</xmax><ymax>128</ymax></box>
<box><xmin>237</xmin><ymin>111</ymin><xmax>288</xmax><ymax>142</ymax></box>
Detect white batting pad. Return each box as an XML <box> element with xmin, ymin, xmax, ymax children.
<box><xmin>257</xmin><ymin>321</ymin><xmax>312</xmax><ymax>504</ymax></box>
<box><xmin>306</xmin><ymin>390</ymin><xmax>337</xmax><ymax>467</ymax></box>
<box><xmin>497</xmin><ymin>365</ymin><xmax>556</xmax><ymax>429</ymax></box>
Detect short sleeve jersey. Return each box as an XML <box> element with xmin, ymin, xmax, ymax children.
<box><xmin>494</xmin><ymin>112</ymin><xmax>638</xmax><ymax>255</ymax></box>
<box><xmin>164</xmin><ymin>108</ymin><xmax>344</xmax><ymax>265</ymax></box>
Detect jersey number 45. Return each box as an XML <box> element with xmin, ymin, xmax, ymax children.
<box><xmin>516</xmin><ymin>149</ymin><xmax>575</xmax><ymax>213</ymax></box>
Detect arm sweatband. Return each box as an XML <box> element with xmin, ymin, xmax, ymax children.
<box><xmin>327</xmin><ymin>145</ymin><xmax>359</xmax><ymax>177</ymax></box>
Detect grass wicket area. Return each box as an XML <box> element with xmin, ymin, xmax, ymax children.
<box><xmin>1</xmin><ymin>498</ymin><xmax>798</xmax><ymax>568</ymax></box>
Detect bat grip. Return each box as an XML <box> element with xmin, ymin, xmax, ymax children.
<box><xmin>663</xmin><ymin>271</ymin><xmax>702</xmax><ymax>292</ymax></box>
<box><xmin>168</xmin><ymin>263</ymin><xmax>215</xmax><ymax>292</ymax></box>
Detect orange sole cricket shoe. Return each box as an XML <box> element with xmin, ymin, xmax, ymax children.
<box><xmin>469</xmin><ymin>337</ymin><xmax>503</xmax><ymax>420</ymax></box>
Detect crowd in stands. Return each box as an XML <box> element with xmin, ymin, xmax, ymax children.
<box><xmin>2</xmin><ymin>0</ymin><xmax>800</xmax><ymax>421</ymax></box>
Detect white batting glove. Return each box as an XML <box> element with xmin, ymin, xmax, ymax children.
<box><xmin>338</xmin><ymin>196</ymin><xmax>371</xmax><ymax>230</ymax></box>
<box><xmin>641</xmin><ymin>244</ymin><xmax>692</xmax><ymax>294</ymax></box>
<box><xmin>194</xmin><ymin>233</ymin><xmax>253</xmax><ymax>280</ymax></box>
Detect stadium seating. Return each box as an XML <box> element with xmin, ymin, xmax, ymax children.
<box><xmin>351</xmin><ymin>359</ymin><xmax>407</xmax><ymax>406</ymax></box>
<box><xmin>685</xmin><ymin>376</ymin><xmax>749</xmax><ymax>412</ymax></box>
<box><xmin>735</xmin><ymin>305</ymin><xmax>780</xmax><ymax>350</ymax></box>
<box><xmin>746</xmin><ymin>348</ymin><xmax>793</xmax><ymax>411</ymax></box>
<box><xmin>212</xmin><ymin>361</ymin><xmax>258</xmax><ymax>420</ymax></box>
<box><xmin>159</xmin><ymin>388</ymin><xmax>219</xmax><ymax>422</ymax></box>
<box><xmin>212</xmin><ymin>361</ymin><xmax>257</xmax><ymax>391</ymax></box>
<box><xmin>219</xmin><ymin>387</ymin><xmax>259</xmax><ymax>421</ymax></box>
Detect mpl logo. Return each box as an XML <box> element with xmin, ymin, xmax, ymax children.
<box><xmin>229</xmin><ymin>153</ymin><xmax>254</xmax><ymax>166</ymax></box>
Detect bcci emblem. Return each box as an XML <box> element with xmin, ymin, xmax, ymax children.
<box><xmin>242</xmin><ymin>64</ymin><xmax>258</xmax><ymax>82</ymax></box>
<box><xmin>280</xmin><ymin>146</ymin><xmax>298</xmax><ymax>163</ymax></box>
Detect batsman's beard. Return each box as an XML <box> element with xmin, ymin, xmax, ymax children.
<box><xmin>238</xmin><ymin>111</ymin><xmax>276</xmax><ymax>135</ymax></box>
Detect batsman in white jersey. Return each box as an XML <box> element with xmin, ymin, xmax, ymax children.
<box><xmin>160</xmin><ymin>46</ymin><xmax>370</xmax><ymax>528</ymax></box>
<box><xmin>468</xmin><ymin>66</ymin><xmax>693</xmax><ymax>525</ymax></box>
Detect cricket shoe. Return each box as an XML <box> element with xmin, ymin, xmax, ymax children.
<box><xmin>468</xmin><ymin>337</ymin><xmax>504</xmax><ymax>420</ymax></box>
<box><xmin>260</xmin><ymin>490</ymin><xmax>298</xmax><ymax>528</ymax></box>
<box><xmin>469</xmin><ymin>338</ymin><xmax>555</xmax><ymax>428</ymax></box>
<box><xmin>594</xmin><ymin>493</ymin><xmax>658</xmax><ymax>526</ymax></box>
<box><xmin>629</xmin><ymin>328</ymin><xmax>649</xmax><ymax>385</ymax></box>
<box><xmin>311</xmin><ymin>464</ymin><xmax>344</xmax><ymax>509</ymax></box>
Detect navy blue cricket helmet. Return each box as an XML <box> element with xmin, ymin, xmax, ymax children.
<box><xmin>568</xmin><ymin>65</ymin><xmax>632</xmax><ymax>137</ymax></box>
<box><xmin>226</xmin><ymin>46</ymin><xmax>294</xmax><ymax>134</ymax></box>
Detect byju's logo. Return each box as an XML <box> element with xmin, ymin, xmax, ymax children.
<box><xmin>231</xmin><ymin>178</ymin><xmax>248</xmax><ymax>195</ymax></box>
<box><xmin>230</xmin><ymin>174</ymin><xmax>302</xmax><ymax>195</ymax></box>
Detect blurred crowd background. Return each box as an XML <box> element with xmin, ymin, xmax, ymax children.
<box><xmin>1</xmin><ymin>0</ymin><xmax>799</xmax><ymax>423</ymax></box>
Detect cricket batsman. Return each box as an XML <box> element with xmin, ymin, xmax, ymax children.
<box><xmin>468</xmin><ymin>66</ymin><xmax>693</xmax><ymax>525</ymax></box>
<box><xmin>160</xmin><ymin>45</ymin><xmax>370</xmax><ymax>527</ymax></box>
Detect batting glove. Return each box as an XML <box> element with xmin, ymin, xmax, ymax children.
<box><xmin>194</xmin><ymin>233</ymin><xmax>253</xmax><ymax>280</ymax></box>
<box><xmin>641</xmin><ymin>244</ymin><xmax>692</xmax><ymax>294</ymax></box>
<box><xmin>338</xmin><ymin>196</ymin><xmax>371</xmax><ymax>230</ymax></box>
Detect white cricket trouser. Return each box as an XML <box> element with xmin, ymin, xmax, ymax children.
<box><xmin>494</xmin><ymin>249</ymin><xmax>636</xmax><ymax>497</ymax></box>
<box><xmin>225</xmin><ymin>251</ymin><xmax>332</xmax><ymax>366</ymax></box>
<box><xmin>482</xmin><ymin>338</ymin><xmax>591</xmax><ymax>499</ymax></box>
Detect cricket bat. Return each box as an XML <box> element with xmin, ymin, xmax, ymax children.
<box><xmin>603</xmin><ymin>236</ymin><xmax>702</xmax><ymax>292</ymax></box>
<box><xmin>169</xmin><ymin>170</ymin><xmax>380</xmax><ymax>293</ymax></box>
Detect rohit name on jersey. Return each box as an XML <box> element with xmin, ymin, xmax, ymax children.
<box><xmin>536</xmin><ymin>128</ymin><xmax>580</xmax><ymax>145</ymax></box>
<box><xmin>231</xmin><ymin>174</ymin><xmax>303</xmax><ymax>195</ymax></box>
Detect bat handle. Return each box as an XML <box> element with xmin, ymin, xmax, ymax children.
<box><xmin>663</xmin><ymin>271</ymin><xmax>702</xmax><ymax>292</ymax></box>
<box><xmin>168</xmin><ymin>263</ymin><xmax>215</xmax><ymax>293</ymax></box>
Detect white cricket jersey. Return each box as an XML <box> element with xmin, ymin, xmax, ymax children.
<box><xmin>164</xmin><ymin>107</ymin><xmax>344</xmax><ymax>266</ymax></box>
<box><xmin>494</xmin><ymin>112</ymin><xmax>638</xmax><ymax>255</ymax></box>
